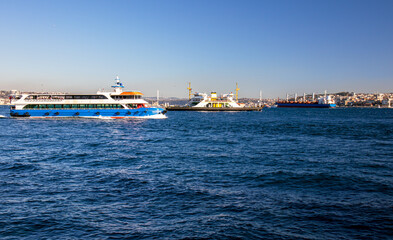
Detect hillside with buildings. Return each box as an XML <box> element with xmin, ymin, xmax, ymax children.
<box><xmin>1</xmin><ymin>90</ymin><xmax>392</xmax><ymax>107</ymax></box>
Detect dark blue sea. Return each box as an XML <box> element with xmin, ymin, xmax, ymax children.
<box><xmin>0</xmin><ymin>106</ymin><xmax>392</xmax><ymax>239</ymax></box>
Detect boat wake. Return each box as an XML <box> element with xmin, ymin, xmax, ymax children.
<box><xmin>94</xmin><ymin>114</ymin><xmax>167</xmax><ymax>120</ymax></box>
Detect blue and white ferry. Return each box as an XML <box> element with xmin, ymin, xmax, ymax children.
<box><xmin>10</xmin><ymin>76</ymin><xmax>167</xmax><ymax>119</ymax></box>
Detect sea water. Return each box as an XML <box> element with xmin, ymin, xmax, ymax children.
<box><xmin>0</xmin><ymin>106</ymin><xmax>392</xmax><ymax>239</ymax></box>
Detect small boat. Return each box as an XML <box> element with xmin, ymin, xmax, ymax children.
<box><xmin>9</xmin><ymin>76</ymin><xmax>167</xmax><ymax>119</ymax></box>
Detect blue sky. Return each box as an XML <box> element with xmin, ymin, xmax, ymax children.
<box><xmin>0</xmin><ymin>0</ymin><xmax>392</xmax><ymax>98</ymax></box>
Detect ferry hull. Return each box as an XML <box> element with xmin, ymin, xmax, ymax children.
<box><xmin>276</xmin><ymin>103</ymin><xmax>336</xmax><ymax>108</ymax></box>
<box><xmin>10</xmin><ymin>108</ymin><xmax>166</xmax><ymax>118</ymax></box>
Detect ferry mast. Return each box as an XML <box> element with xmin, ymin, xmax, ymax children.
<box><xmin>187</xmin><ymin>82</ymin><xmax>192</xmax><ymax>100</ymax></box>
<box><xmin>235</xmin><ymin>83</ymin><xmax>240</xmax><ymax>102</ymax></box>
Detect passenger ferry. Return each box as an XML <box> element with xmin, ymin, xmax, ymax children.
<box><xmin>9</xmin><ymin>76</ymin><xmax>167</xmax><ymax>119</ymax></box>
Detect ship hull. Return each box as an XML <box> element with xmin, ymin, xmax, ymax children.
<box><xmin>166</xmin><ymin>106</ymin><xmax>263</xmax><ymax>111</ymax></box>
<box><xmin>10</xmin><ymin>108</ymin><xmax>166</xmax><ymax>118</ymax></box>
<box><xmin>276</xmin><ymin>103</ymin><xmax>336</xmax><ymax>108</ymax></box>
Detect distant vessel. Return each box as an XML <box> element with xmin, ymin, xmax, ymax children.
<box><xmin>9</xmin><ymin>76</ymin><xmax>167</xmax><ymax>118</ymax></box>
<box><xmin>186</xmin><ymin>92</ymin><xmax>242</xmax><ymax>108</ymax></box>
<box><xmin>166</xmin><ymin>83</ymin><xmax>263</xmax><ymax>111</ymax></box>
<box><xmin>276</xmin><ymin>94</ymin><xmax>336</xmax><ymax>108</ymax></box>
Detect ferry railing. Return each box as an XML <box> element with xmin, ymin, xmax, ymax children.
<box><xmin>25</xmin><ymin>99</ymin><xmax>64</xmax><ymax>102</ymax></box>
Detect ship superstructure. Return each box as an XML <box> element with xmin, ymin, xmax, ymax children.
<box><xmin>9</xmin><ymin>76</ymin><xmax>167</xmax><ymax>118</ymax></box>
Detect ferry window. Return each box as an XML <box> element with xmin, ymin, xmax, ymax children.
<box><xmin>72</xmin><ymin>104</ymin><xmax>78</xmax><ymax>109</ymax></box>
<box><xmin>63</xmin><ymin>105</ymin><xmax>71</xmax><ymax>109</ymax></box>
<box><xmin>23</xmin><ymin>105</ymin><xmax>35</xmax><ymax>109</ymax></box>
<box><xmin>88</xmin><ymin>104</ymin><xmax>94</xmax><ymax>108</ymax></box>
<box><xmin>55</xmin><ymin>105</ymin><xmax>62</xmax><ymax>108</ymax></box>
<box><xmin>48</xmin><ymin>105</ymin><xmax>54</xmax><ymax>109</ymax></box>
<box><xmin>80</xmin><ymin>104</ymin><xmax>86</xmax><ymax>108</ymax></box>
<box><xmin>65</xmin><ymin>96</ymin><xmax>73</xmax><ymax>99</ymax></box>
<box><xmin>30</xmin><ymin>95</ymin><xmax>37</xmax><ymax>100</ymax></box>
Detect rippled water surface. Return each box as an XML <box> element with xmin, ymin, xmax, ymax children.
<box><xmin>0</xmin><ymin>106</ymin><xmax>392</xmax><ymax>239</ymax></box>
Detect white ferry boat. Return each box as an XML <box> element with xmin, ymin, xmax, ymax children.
<box><xmin>10</xmin><ymin>76</ymin><xmax>167</xmax><ymax>119</ymax></box>
<box><xmin>165</xmin><ymin>83</ymin><xmax>263</xmax><ymax>111</ymax></box>
<box><xmin>186</xmin><ymin>92</ymin><xmax>243</xmax><ymax>108</ymax></box>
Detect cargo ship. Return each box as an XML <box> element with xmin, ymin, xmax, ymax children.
<box><xmin>9</xmin><ymin>76</ymin><xmax>167</xmax><ymax>118</ymax></box>
<box><xmin>276</xmin><ymin>95</ymin><xmax>336</xmax><ymax>108</ymax></box>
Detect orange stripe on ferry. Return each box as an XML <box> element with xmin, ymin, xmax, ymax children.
<box><xmin>120</xmin><ymin>92</ymin><xmax>143</xmax><ymax>95</ymax></box>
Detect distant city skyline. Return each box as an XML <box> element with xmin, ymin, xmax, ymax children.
<box><xmin>0</xmin><ymin>0</ymin><xmax>392</xmax><ymax>98</ymax></box>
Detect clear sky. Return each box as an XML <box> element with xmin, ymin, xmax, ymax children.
<box><xmin>1</xmin><ymin>0</ymin><xmax>392</xmax><ymax>98</ymax></box>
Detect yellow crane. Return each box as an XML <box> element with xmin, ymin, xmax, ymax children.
<box><xmin>235</xmin><ymin>82</ymin><xmax>240</xmax><ymax>102</ymax></box>
<box><xmin>187</xmin><ymin>82</ymin><xmax>192</xmax><ymax>100</ymax></box>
